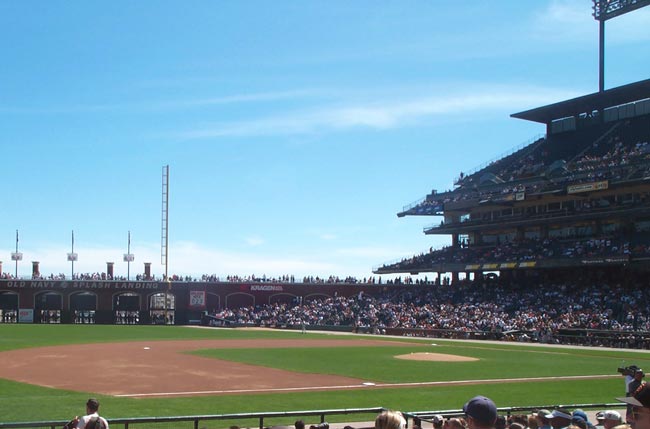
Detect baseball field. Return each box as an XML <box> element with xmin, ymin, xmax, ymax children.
<box><xmin>0</xmin><ymin>324</ymin><xmax>649</xmax><ymax>424</ymax></box>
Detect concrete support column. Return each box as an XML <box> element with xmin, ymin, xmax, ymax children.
<box><xmin>144</xmin><ymin>262</ymin><xmax>152</xmax><ymax>280</ymax></box>
<box><xmin>32</xmin><ymin>261</ymin><xmax>40</xmax><ymax>279</ymax></box>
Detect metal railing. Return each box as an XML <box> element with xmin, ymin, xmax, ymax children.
<box><xmin>453</xmin><ymin>134</ymin><xmax>545</xmax><ymax>186</ymax></box>
<box><xmin>0</xmin><ymin>403</ymin><xmax>627</xmax><ymax>429</ymax></box>
<box><xmin>0</xmin><ymin>407</ymin><xmax>385</xmax><ymax>429</ymax></box>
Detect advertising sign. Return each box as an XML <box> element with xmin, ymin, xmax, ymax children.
<box><xmin>189</xmin><ymin>290</ymin><xmax>206</xmax><ymax>308</ymax></box>
<box><xmin>18</xmin><ymin>309</ymin><xmax>34</xmax><ymax>323</ymax></box>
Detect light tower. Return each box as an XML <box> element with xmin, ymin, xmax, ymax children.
<box><xmin>11</xmin><ymin>230</ymin><xmax>22</xmax><ymax>278</ymax></box>
<box><xmin>592</xmin><ymin>0</ymin><xmax>650</xmax><ymax>92</ymax></box>
<box><xmin>67</xmin><ymin>230</ymin><xmax>78</xmax><ymax>279</ymax></box>
<box><xmin>161</xmin><ymin>165</ymin><xmax>171</xmax><ymax>323</ymax></box>
<box><xmin>124</xmin><ymin>231</ymin><xmax>134</xmax><ymax>281</ymax></box>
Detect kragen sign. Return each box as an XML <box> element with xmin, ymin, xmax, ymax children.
<box><xmin>567</xmin><ymin>180</ymin><xmax>608</xmax><ymax>194</ymax></box>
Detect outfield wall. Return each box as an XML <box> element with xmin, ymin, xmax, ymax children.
<box><xmin>0</xmin><ymin>279</ymin><xmax>391</xmax><ymax>324</ymax></box>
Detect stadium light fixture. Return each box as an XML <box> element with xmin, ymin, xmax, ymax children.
<box><xmin>11</xmin><ymin>230</ymin><xmax>23</xmax><ymax>278</ymax></box>
<box><xmin>592</xmin><ymin>0</ymin><xmax>650</xmax><ymax>21</ymax></box>
<box><xmin>591</xmin><ymin>0</ymin><xmax>650</xmax><ymax>92</ymax></box>
<box><xmin>66</xmin><ymin>230</ymin><xmax>78</xmax><ymax>279</ymax></box>
<box><xmin>124</xmin><ymin>230</ymin><xmax>134</xmax><ymax>281</ymax></box>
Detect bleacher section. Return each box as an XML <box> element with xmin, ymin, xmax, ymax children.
<box><xmin>384</xmin><ymin>81</ymin><xmax>650</xmax><ymax>277</ymax></box>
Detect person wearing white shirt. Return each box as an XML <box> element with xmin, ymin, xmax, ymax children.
<box><xmin>73</xmin><ymin>398</ymin><xmax>109</xmax><ymax>429</ymax></box>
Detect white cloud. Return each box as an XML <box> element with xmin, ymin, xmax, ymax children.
<box><xmin>6</xmin><ymin>241</ymin><xmax>385</xmax><ymax>280</ymax></box>
<box><xmin>8</xmin><ymin>243</ymin><xmax>161</xmax><ymax>279</ymax></box>
<box><xmin>177</xmin><ymin>85</ymin><xmax>580</xmax><ymax>139</ymax></box>
<box><xmin>320</xmin><ymin>233</ymin><xmax>337</xmax><ymax>241</ymax></box>
<box><xmin>0</xmin><ymin>89</ymin><xmax>324</xmax><ymax>115</ymax></box>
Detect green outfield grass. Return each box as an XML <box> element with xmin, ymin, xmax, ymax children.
<box><xmin>0</xmin><ymin>324</ymin><xmax>648</xmax><ymax>423</ymax></box>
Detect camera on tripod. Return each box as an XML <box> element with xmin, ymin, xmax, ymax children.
<box><xmin>618</xmin><ymin>365</ymin><xmax>644</xmax><ymax>377</ymax></box>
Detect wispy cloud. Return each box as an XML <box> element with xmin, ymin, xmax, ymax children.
<box><xmin>151</xmin><ymin>89</ymin><xmax>326</xmax><ymax>110</ymax></box>
<box><xmin>0</xmin><ymin>89</ymin><xmax>324</xmax><ymax>115</ymax></box>
<box><xmin>177</xmin><ymin>85</ymin><xmax>581</xmax><ymax>139</ymax></box>
<box><xmin>10</xmin><ymin>241</ymin><xmax>379</xmax><ymax>279</ymax></box>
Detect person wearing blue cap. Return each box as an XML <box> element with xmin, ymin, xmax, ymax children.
<box><xmin>572</xmin><ymin>409</ymin><xmax>596</xmax><ymax>429</ymax></box>
<box><xmin>463</xmin><ymin>395</ymin><xmax>498</xmax><ymax>429</ymax></box>
<box><xmin>573</xmin><ymin>410</ymin><xmax>589</xmax><ymax>423</ymax></box>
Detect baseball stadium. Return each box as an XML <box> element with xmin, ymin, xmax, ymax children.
<box><xmin>3</xmin><ymin>1</ymin><xmax>650</xmax><ymax>428</ymax></box>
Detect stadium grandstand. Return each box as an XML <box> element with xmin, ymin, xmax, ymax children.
<box><xmin>375</xmin><ymin>79</ymin><xmax>650</xmax><ymax>281</ymax></box>
<box><xmin>365</xmin><ymin>1</ymin><xmax>650</xmax><ymax>348</ymax></box>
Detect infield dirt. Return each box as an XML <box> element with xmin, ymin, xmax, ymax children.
<box><xmin>0</xmin><ymin>338</ymin><xmax>421</xmax><ymax>397</ymax></box>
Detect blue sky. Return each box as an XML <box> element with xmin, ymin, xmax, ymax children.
<box><xmin>2</xmin><ymin>1</ymin><xmax>649</xmax><ymax>279</ymax></box>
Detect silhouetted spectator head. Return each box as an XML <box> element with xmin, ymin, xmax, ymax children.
<box><xmin>535</xmin><ymin>409</ymin><xmax>551</xmax><ymax>427</ymax></box>
<box><xmin>464</xmin><ymin>395</ymin><xmax>498</xmax><ymax>429</ymax></box>
<box><xmin>495</xmin><ymin>416</ymin><xmax>506</xmax><ymax>429</ymax></box>
<box><xmin>545</xmin><ymin>408</ymin><xmax>573</xmax><ymax>429</ymax></box>
<box><xmin>86</xmin><ymin>398</ymin><xmax>100</xmax><ymax>413</ymax></box>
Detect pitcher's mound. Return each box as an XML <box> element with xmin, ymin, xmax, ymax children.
<box><xmin>395</xmin><ymin>352</ymin><xmax>478</xmax><ymax>362</ymax></box>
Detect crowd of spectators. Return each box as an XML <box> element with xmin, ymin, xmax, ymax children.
<box><xmin>207</xmin><ymin>274</ymin><xmax>650</xmax><ymax>348</ymax></box>
<box><xmin>184</xmin><ymin>274</ymin><xmax>376</xmax><ymax>284</ymax></box>
<box><xmin>378</xmin><ymin>236</ymin><xmax>637</xmax><ymax>273</ymax></box>
<box><xmin>0</xmin><ymin>271</ymin><xmax>388</xmax><ymax>284</ymax></box>
<box><xmin>404</xmin><ymin>119</ymin><xmax>650</xmax><ymax>216</ymax></box>
<box><xmin>572</xmin><ymin>136</ymin><xmax>650</xmax><ymax>175</ymax></box>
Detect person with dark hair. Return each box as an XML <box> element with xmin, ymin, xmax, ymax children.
<box><xmin>545</xmin><ymin>409</ymin><xmax>573</xmax><ymax>429</ymax></box>
<box><xmin>536</xmin><ymin>410</ymin><xmax>552</xmax><ymax>429</ymax></box>
<box><xmin>73</xmin><ymin>398</ymin><xmax>109</xmax><ymax>429</ymax></box>
<box><xmin>295</xmin><ymin>421</ymin><xmax>305</xmax><ymax>429</ymax></box>
<box><xmin>445</xmin><ymin>418</ymin><xmax>466</xmax><ymax>429</ymax></box>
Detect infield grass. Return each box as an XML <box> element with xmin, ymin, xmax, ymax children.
<box><xmin>0</xmin><ymin>324</ymin><xmax>648</xmax><ymax>423</ymax></box>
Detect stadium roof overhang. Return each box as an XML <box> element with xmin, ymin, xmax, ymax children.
<box><xmin>511</xmin><ymin>78</ymin><xmax>650</xmax><ymax>124</ymax></box>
